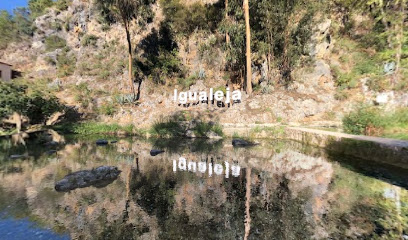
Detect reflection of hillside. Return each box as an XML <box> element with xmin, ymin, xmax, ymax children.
<box><xmin>0</xmin><ymin>138</ymin><xmax>406</xmax><ymax>239</ymax></box>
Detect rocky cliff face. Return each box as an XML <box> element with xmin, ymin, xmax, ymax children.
<box><xmin>2</xmin><ymin>0</ymin><xmax>405</xmax><ymax>126</ymax></box>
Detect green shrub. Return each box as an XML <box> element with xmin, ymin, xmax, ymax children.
<box><xmin>55</xmin><ymin>0</ymin><xmax>72</xmax><ymax>12</ymax></box>
<box><xmin>194</xmin><ymin>122</ymin><xmax>223</xmax><ymax>137</ymax></box>
<box><xmin>45</xmin><ymin>35</ymin><xmax>67</xmax><ymax>52</ymax></box>
<box><xmin>0</xmin><ymin>83</ymin><xmax>28</xmax><ymax>119</ymax></box>
<box><xmin>178</xmin><ymin>74</ymin><xmax>197</xmax><ymax>89</ymax></box>
<box><xmin>115</xmin><ymin>94</ymin><xmax>138</xmax><ymax>105</ymax></box>
<box><xmin>0</xmin><ymin>82</ymin><xmax>63</xmax><ymax>124</ymax></box>
<box><xmin>73</xmin><ymin>82</ymin><xmax>93</xmax><ymax>108</ymax></box>
<box><xmin>343</xmin><ymin>105</ymin><xmax>385</xmax><ymax>135</ymax></box>
<box><xmin>214</xmin><ymin>86</ymin><xmax>226</xmax><ymax>95</ymax></box>
<box><xmin>56</xmin><ymin>48</ymin><xmax>76</xmax><ymax>77</ymax></box>
<box><xmin>334</xmin><ymin>90</ymin><xmax>348</xmax><ymax>101</ymax></box>
<box><xmin>366</xmin><ymin>76</ymin><xmax>387</xmax><ymax>92</ymax></box>
<box><xmin>26</xmin><ymin>93</ymin><xmax>63</xmax><ymax>123</ymax></box>
<box><xmin>98</xmin><ymin>70</ymin><xmax>110</xmax><ymax>80</ymax></box>
<box><xmin>44</xmin><ymin>56</ymin><xmax>56</xmax><ymax>65</ymax></box>
<box><xmin>150</xmin><ymin>117</ymin><xmax>185</xmax><ymax>138</ymax></box>
<box><xmin>28</xmin><ymin>0</ymin><xmax>54</xmax><ymax>18</ymax></box>
<box><xmin>81</xmin><ymin>34</ymin><xmax>99</xmax><ymax>47</ymax></box>
<box><xmin>332</xmin><ymin>47</ymin><xmax>382</xmax><ymax>89</ymax></box>
<box><xmin>99</xmin><ymin>103</ymin><xmax>116</xmax><ymax>116</ymax></box>
<box><xmin>49</xmin><ymin>21</ymin><xmax>62</xmax><ymax>31</ymax></box>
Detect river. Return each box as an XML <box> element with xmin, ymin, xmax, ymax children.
<box><xmin>0</xmin><ymin>136</ymin><xmax>407</xmax><ymax>239</ymax></box>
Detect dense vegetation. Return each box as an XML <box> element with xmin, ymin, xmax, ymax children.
<box><xmin>1</xmin><ymin>0</ymin><xmax>407</xmax><ymax>138</ymax></box>
<box><xmin>2</xmin><ymin>0</ymin><xmax>407</xmax><ymax>90</ymax></box>
<box><xmin>0</xmin><ymin>9</ymin><xmax>32</xmax><ymax>49</ymax></box>
<box><xmin>343</xmin><ymin>105</ymin><xmax>408</xmax><ymax>139</ymax></box>
<box><xmin>0</xmin><ymin>82</ymin><xmax>63</xmax><ymax>124</ymax></box>
<box><xmin>0</xmin><ymin>0</ymin><xmax>74</xmax><ymax>49</ymax></box>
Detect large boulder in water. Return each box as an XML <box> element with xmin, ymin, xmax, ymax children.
<box><xmin>55</xmin><ymin>166</ymin><xmax>121</xmax><ymax>192</ymax></box>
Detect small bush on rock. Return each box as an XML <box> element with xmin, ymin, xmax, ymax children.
<box><xmin>45</xmin><ymin>35</ymin><xmax>67</xmax><ymax>52</ymax></box>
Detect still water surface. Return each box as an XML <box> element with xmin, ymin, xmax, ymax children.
<box><xmin>0</xmin><ymin>137</ymin><xmax>407</xmax><ymax>239</ymax></box>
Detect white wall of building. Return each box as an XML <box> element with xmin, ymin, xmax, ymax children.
<box><xmin>0</xmin><ymin>63</ymin><xmax>12</xmax><ymax>81</ymax></box>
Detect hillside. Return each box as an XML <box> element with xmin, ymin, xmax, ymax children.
<box><xmin>0</xmin><ymin>0</ymin><xmax>407</xmax><ymax>137</ymax></box>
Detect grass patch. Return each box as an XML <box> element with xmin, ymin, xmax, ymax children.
<box><xmin>250</xmin><ymin>126</ymin><xmax>286</xmax><ymax>139</ymax></box>
<box><xmin>194</xmin><ymin>122</ymin><xmax>223</xmax><ymax>137</ymax></box>
<box><xmin>54</xmin><ymin>122</ymin><xmax>136</xmax><ymax>135</ymax></box>
<box><xmin>150</xmin><ymin>117</ymin><xmax>185</xmax><ymax>138</ymax></box>
<box><xmin>343</xmin><ymin>105</ymin><xmax>408</xmax><ymax>139</ymax></box>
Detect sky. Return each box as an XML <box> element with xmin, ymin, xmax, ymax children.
<box><xmin>0</xmin><ymin>0</ymin><xmax>28</xmax><ymax>13</ymax></box>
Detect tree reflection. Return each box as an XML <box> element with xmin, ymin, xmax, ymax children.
<box><xmin>0</xmin><ymin>138</ymin><xmax>406</xmax><ymax>239</ymax></box>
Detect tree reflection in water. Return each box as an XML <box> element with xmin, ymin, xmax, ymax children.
<box><xmin>0</xmin><ymin>138</ymin><xmax>406</xmax><ymax>239</ymax></box>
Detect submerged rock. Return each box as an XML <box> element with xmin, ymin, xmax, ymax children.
<box><xmin>96</xmin><ymin>139</ymin><xmax>109</xmax><ymax>146</ymax></box>
<box><xmin>206</xmin><ymin>131</ymin><xmax>223</xmax><ymax>139</ymax></box>
<box><xmin>232</xmin><ymin>139</ymin><xmax>257</xmax><ymax>147</ymax></box>
<box><xmin>96</xmin><ymin>140</ymin><xmax>117</xmax><ymax>145</ymax></box>
<box><xmin>185</xmin><ymin>130</ymin><xmax>196</xmax><ymax>138</ymax></box>
<box><xmin>55</xmin><ymin>166</ymin><xmax>121</xmax><ymax>192</ymax></box>
<box><xmin>150</xmin><ymin>149</ymin><xmax>165</xmax><ymax>156</ymax></box>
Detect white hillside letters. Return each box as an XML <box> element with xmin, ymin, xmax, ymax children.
<box><xmin>173</xmin><ymin>157</ymin><xmax>241</xmax><ymax>178</ymax></box>
<box><xmin>174</xmin><ymin>88</ymin><xmax>242</xmax><ymax>104</ymax></box>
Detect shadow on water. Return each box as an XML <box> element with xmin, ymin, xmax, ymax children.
<box><xmin>149</xmin><ymin>137</ymin><xmax>224</xmax><ymax>154</ymax></box>
<box><xmin>325</xmin><ymin>138</ymin><xmax>408</xmax><ymax>190</ymax></box>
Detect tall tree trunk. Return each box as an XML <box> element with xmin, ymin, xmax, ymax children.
<box><xmin>267</xmin><ymin>31</ymin><xmax>273</xmax><ymax>83</ymax></box>
<box><xmin>394</xmin><ymin>0</ymin><xmax>405</xmax><ymax>86</ymax></box>
<box><xmin>124</xmin><ymin>22</ymin><xmax>136</xmax><ymax>98</ymax></box>
<box><xmin>243</xmin><ymin>0</ymin><xmax>252</xmax><ymax>94</ymax></box>
<box><xmin>244</xmin><ymin>167</ymin><xmax>252</xmax><ymax>240</ymax></box>
<box><xmin>225</xmin><ymin>0</ymin><xmax>230</xmax><ymax>45</ymax></box>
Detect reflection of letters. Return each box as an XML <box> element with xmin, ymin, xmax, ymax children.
<box><xmin>225</xmin><ymin>161</ymin><xmax>229</xmax><ymax>178</ymax></box>
<box><xmin>231</xmin><ymin>165</ymin><xmax>241</xmax><ymax>177</ymax></box>
<box><xmin>214</xmin><ymin>164</ymin><xmax>223</xmax><ymax>175</ymax></box>
<box><xmin>198</xmin><ymin>162</ymin><xmax>207</xmax><ymax>173</ymax></box>
<box><xmin>188</xmin><ymin>161</ymin><xmax>197</xmax><ymax>172</ymax></box>
<box><xmin>173</xmin><ymin>157</ymin><xmax>240</xmax><ymax>178</ymax></box>
<box><xmin>179</xmin><ymin>157</ymin><xmax>186</xmax><ymax>171</ymax></box>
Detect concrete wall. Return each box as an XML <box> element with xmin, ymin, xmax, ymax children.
<box><xmin>222</xmin><ymin>124</ymin><xmax>408</xmax><ymax>170</ymax></box>
<box><xmin>284</xmin><ymin>127</ymin><xmax>408</xmax><ymax>170</ymax></box>
<box><xmin>0</xmin><ymin>63</ymin><xmax>12</xmax><ymax>81</ymax></box>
